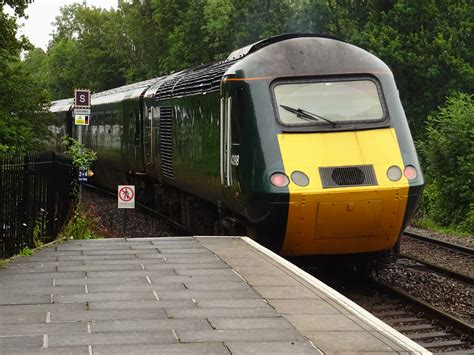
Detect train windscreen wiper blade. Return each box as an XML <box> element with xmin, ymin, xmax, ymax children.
<box><xmin>280</xmin><ymin>104</ymin><xmax>336</xmax><ymax>126</ymax></box>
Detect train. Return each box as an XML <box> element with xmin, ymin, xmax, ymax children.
<box><xmin>50</xmin><ymin>33</ymin><xmax>424</xmax><ymax>267</ymax></box>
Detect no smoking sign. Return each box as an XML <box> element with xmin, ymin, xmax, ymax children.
<box><xmin>118</xmin><ymin>185</ymin><xmax>135</xmax><ymax>209</ymax></box>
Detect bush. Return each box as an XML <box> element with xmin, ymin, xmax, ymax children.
<box><xmin>418</xmin><ymin>92</ymin><xmax>473</xmax><ymax>233</ymax></box>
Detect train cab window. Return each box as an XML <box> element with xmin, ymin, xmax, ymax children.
<box><xmin>273</xmin><ymin>78</ymin><xmax>385</xmax><ymax>127</ymax></box>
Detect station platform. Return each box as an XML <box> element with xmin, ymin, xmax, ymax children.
<box><xmin>0</xmin><ymin>236</ymin><xmax>429</xmax><ymax>354</ymax></box>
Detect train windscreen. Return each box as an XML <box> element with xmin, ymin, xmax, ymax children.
<box><xmin>273</xmin><ymin>79</ymin><xmax>384</xmax><ymax>126</ymax></box>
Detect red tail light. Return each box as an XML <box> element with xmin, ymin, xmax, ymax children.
<box><xmin>404</xmin><ymin>165</ymin><xmax>417</xmax><ymax>180</ymax></box>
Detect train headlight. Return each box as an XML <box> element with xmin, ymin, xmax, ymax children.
<box><xmin>291</xmin><ymin>171</ymin><xmax>309</xmax><ymax>186</ymax></box>
<box><xmin>387</xmin><ymin>166</ymin><xmax>402</xmax><ymax>181</ymax></box>
<box><xmin>270</xmin><ymin>173</ymin><xmax>290</xmax><ymax>187</ymax></box>
<box><xmin>404</xmin><ymin>165</ymin><xmax>418</xmax><ymax>180</ymax></box>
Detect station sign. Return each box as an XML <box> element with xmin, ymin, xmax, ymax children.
<box><xmin>118</xmin><ymin>185</ymin><xmax>135</xmax><ymax>209</ymax></box>
<box><xmin>74</xmin><ymin>114</ymin><xmax>90</xmax><ymax>126</ymax></box>
<box><xmin>74</xmin><ymin>89</ymin><xmax>91</xmax><ymax>108</ymax></box>
<box><xmin>74</xmin><ymin>108</ymin><xmax>91</xmax><ymax>115</ymax></box>
<box><xmin>78</xmin><ymin>167</ymin><xmax>88</xmax><ymax>182</ymax></box>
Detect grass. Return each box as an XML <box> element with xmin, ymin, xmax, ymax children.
<box><xmin>411</xmin><ymin>218</ymin><xmax>473</xmax><ymax>238</ymax></box>
<box><xmin>0</xmin><ymin>259</ymin><xmax>9</xmax><ymax>268</ymax></box>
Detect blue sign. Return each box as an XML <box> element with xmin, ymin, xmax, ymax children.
<box><xmin>78</xmin><ymin>168</ymin><xmax>88</xmax><ymax>183</ymax></box>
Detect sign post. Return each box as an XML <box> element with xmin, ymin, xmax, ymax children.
<box><xmin>118</xmin><ymin>185</ymin><xmax>135</xmax><ymax>237</ymax></box>
<box><xmin>73</xmin><ymin>89</ymin><xmax>92</xmax><ymax>204</ymax></box>
<box><xmin>73</xmin><ymin>89</ymin><xmax>91</xmax><ymax>144</ymax></box>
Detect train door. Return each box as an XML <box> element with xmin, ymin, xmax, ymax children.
<box><xmin>220</xmin><ymin>93</ymin><xmax>232</xmax><ymax>188</ymax></box>
<box><xmin>220</xmin><ymin>84</ymin><xmax>242</xmax><ymax>210</ymax></box>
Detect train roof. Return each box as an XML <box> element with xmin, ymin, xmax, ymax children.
<box><xmin>50</xmin><ymin>98</ymin><xmax>73</xmax><ymax>113</ymax></box>
<box><xmin>50</xmin><ymin>34</ymin><xmax>387</xmax><ymax>111</ymax></box>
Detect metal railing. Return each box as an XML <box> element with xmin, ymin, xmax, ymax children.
<box><xmin>0</xmin><ymin>152</ymin><xmax>74</xmax><ymax>259</ymax></box>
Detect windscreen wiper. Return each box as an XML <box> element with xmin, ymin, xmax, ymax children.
<box><xmin>280</xmin><ymin>104</ymin><xmax>336</xmax><ymax>126</ymax></box>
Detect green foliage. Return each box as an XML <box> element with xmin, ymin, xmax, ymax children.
<box><xmin>19</xmin><ymin>246</ymin><xmax>33</xmax><ymax>256</ymax></box>
<box><xmin>325</xmin><ymin>0</ymin><xmax>474</xmax><ymax>140</ymax></box>
<box><xmin>47</xmin><ymin>4</ymin><xmax>128</xmax><ymax>99</ymax></box>
<box><xmin>418</xmin><ymin>92</ymin><xmax>473</xmax><ymax>233</ymax></box>
<box><xmin>32</xmin><ymin>211</ymin><xmax>46</xmax><ymax>249</ymax></box>
<box><xmin>0</xmin><ymin>1</ymin><xmax>52</xmax><ymax>152</ymax></box>
<box><xmin>62</xmin><ymin>137</ymin><xmax>97</xmax><ymax>169</ymax></box>
<box><xmin>59</xmin><ymin>206</ymin><xmax>100</xmax><ymax>240</ymax></box>
<box><xmin>412</xmin><ymin>216</ymin><xmax>472</xmax><ymax>238</ymax></box>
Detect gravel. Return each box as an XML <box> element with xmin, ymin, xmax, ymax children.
<box><xmin>376</xmin><ymin>228</ymin><xmax>473</xmax><ymax>325</ymax></box>
<box><xmin>81</xmin><ymin>187</ymin><xmax>184</xmax><ymax>238</ymax></box>
<box><xmin>376</xmin><ymin>263</ymin><xmax>473</xmax><ymax>325</ymax></box>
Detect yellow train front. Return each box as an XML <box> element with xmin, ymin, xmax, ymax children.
<box><xmin>220</xmin><ymin>34</ymin><xmax>424</xmax><ymax>260</ymax></box>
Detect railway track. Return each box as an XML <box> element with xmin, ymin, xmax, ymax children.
<box><xmin>301</xmin><ymin>266</ymin><xmax>474</xmax><ymax>353</ymax></box>
<box><xmin>399</xmin><ymin>231</ymin><xmax>474</xmax><ymax>285</ymax></box>
<box><xmin>372</xmin><ymin>278</ymin><xmax>473</xmax><ymax>353</ymax></box>
<box><xmin>296</xmin><ymin>230</ymin><xmax>473</xmax><ymax>353</ymax></box>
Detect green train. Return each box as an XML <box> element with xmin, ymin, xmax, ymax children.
<box><xmin>51</xmin><ymin>34</ymin><xmax>424</xmax><ymax>263</ymax></box>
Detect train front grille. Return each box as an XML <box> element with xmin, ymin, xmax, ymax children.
<box><xmin>319</xmin><ymin>165</ymin><xmax>377</xmax><ymax>188</ymax></box>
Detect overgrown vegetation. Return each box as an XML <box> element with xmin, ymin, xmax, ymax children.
<box><xmin>62</xmin><ymin>136</ymin><xmax>97</xmax><ymax>171</ymax></box>
<box><xmin>59</xmin><ymin>206</ymin><xmax>100</xmax><ymax>240</ymax></box>
<box><xmin>61</xmin><ymin>137</ymin><xmax>100</xmax><ymax>240</ymax></box>
<box><xmin>1</xmin><ymin>0</ymin><xmax>472</xmax><ymax>234</ymax></box>
<box><xmin>19</xmin><ymin>246</ymin><xmax>33</xmax><ymax>256</ymax></box>
<box><xmin>417</xmin><ymin>93</ymin><xmax>473</xmax><ymax>234</ymax></box>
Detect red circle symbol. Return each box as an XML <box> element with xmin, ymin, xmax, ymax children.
<box><xmin>119</xmin><ymin>187</ymin><xmax>134</xmax><ymax>202</ymax></box>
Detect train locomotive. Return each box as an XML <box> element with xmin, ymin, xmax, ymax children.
<box><xmin>51</xmin><ymin>34</ymin><xmax>424</xmax><ymax>264</ymax></box>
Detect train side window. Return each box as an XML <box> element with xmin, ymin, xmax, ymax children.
<box><xmin>232</xmin><ymin>87</ymin><xmax>244</xmax><ymax>144</ymax></box>
<box><xmin>132</xmin><ymin>110</ymin><xmax>140</xmax><ymax>145</ymax></box>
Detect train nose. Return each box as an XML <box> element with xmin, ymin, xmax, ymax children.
<box><xmin>276</xmin><ymin>128</ymin><xmax>411</xmax><ymax>256</ymax></box>
<box><xmin>280</xmin><ymin>188</ymin><xmax>408</xmax><ymax>256</ymax></box>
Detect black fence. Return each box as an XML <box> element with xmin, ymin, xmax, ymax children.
<box><xmin>0</xmin><ymin>152</ymin><xmax>75</xmax><ymax>259</ymax></box>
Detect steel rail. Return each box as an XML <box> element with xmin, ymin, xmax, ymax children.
<box><xmin>372</xmin><ymin>278</ymin><xmax>474</xmax><ymax>342</ymax></box>
<box><xmin>82</xmin><ymin>183</ymin><xmax>191</xmax><ymax>235</ymax></box>
<box><xmin>397</xmin><ymin>253</ymin><xmax>474</xmax><ymax>286</ymax></box>
<box><xmin>404</xmin><ymin>231</ymin><xmax>474</xmax><ymax>255</ymax></box>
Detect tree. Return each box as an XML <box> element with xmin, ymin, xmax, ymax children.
<box><xmin>418</xmin><ymin>93</ymin><xmax>473</xmax><ymax>233</ymax></box>
<box><xmin>0</xmin><ymin>1</ymin><xmax>52</xmax><ymax>152</ymax></box>
<box><xmin>325</xmin><ymin>0</ymin><xmax>474</xmax><ymax>140</ymax></box>
<box><xmin>46</xmin><ymin>4</ymin><xmax>129</xmax><ymax>99</ymax></box>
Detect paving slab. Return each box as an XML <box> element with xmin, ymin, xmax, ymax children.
<box><xmin>90</xmin><ymin>318</ymin><xmax>212</xmax><ymax>333</ymax></box>
<box><xmin>207</xmin><ymin>317</ymin><xmax>293</xmax><ymax>330</ymax></box>
<box><xmin>92</xmin><ymin>342</ymin><xmax>230</xmax><ymax>355</ymax></box>
<box><xmin>0</xmin><ymin>236</ymin><xmax>428</xmax><ymax>354</ymax></box>
<box><xmin>87</xmin><ymin>299</ymin><xmax>196</xmax><ymax>311</ymax></box>
<box><xmin>225</xmin><ymin>341</ymin><xmax>319</xmax><ymax>355</ymax></box>
<box><xmin>47</xmin><ymin>331</ymin><xmax>177</xmax><ymax>347</ymax></box>
<box><xmin>50</xmin><ymin>309</ymin><xmax>167</xmax><ymax>322</ymax></box>
<box><xmin>1</xmin><ymin>347</ymin><xmax>89</xmax><ymax>355</ymax></box>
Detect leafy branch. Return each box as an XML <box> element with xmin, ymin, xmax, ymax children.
<box><xmin>62</xmin><ymin>136</ymin><xmax>97</xmax><ymax>169</ymax></box>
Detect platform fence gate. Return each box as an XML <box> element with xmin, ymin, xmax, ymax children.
<box><xmin>0</xmin><ymin>152</ymin><xmax>74</xmax><ymax>259</ymax></box>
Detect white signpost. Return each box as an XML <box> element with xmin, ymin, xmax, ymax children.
<box><xmin>118</xmin><ymin>185</ymin><xmax>135</xmax><ymax>238</ymax></box>
<box><xmin>118</xmin><ymin>185</ymin><xmax>135</xmax><ymax>209</ymax></box>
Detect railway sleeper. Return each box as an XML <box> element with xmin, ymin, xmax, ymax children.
<box><xmin>409</xmin><ymin>332</ymin><xmax>458</xmax><ymax>340</ymax></box>
<box><xmin>418</xmin><ymin>339</ymin><xmax>470</xmax><ymax>349</ymax></box>
<box><xmin>397</xmin><ymin>324</ymin><xmax>439</xmax><ymax>332</ymax></box>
